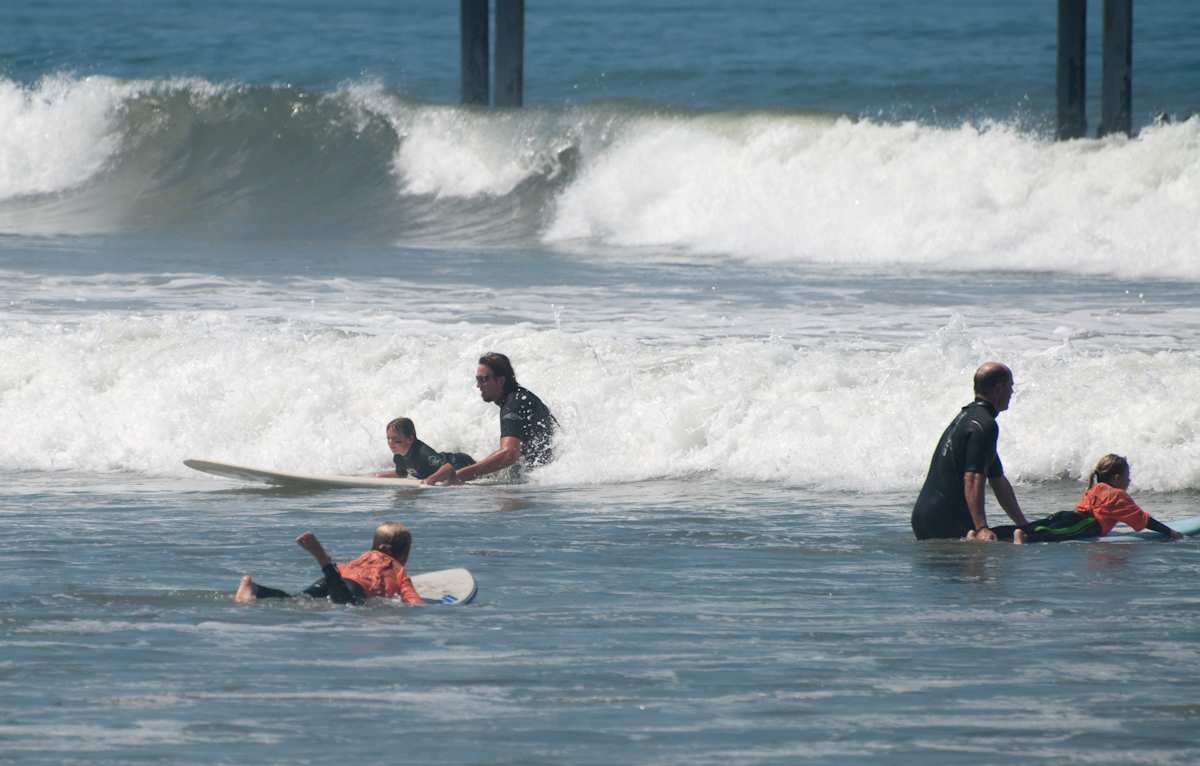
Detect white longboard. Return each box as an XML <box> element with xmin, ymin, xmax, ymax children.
<box><xmin>411</xmin><ymin>568</ymin><xmax>477</xmax><ymax>605</ymax></box>
<box><xmin>184</xmin><ymin>459</ymin><xmax>425</xmax><ymax>489</ymax></box>
<box><xmin>1101</xmin><ymin>514</ymin><xmax>1200</xmax><ymax>542</ymax></box>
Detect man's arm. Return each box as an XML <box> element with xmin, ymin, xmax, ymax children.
<box><xmin>446</xmin><ymin>437</ymin><xmax>522</xmax><ymax>483</ymax></box>
<box><xmin>988</xmin><ymin>474</ymin><xmax>1028</xmax><ymax>527</ymax></box>
<box><xmin>964</xmin><ymin>471</ymin><xmax>995</xmax><ymax>540</ymax></box>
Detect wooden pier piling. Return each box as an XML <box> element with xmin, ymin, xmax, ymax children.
<box><xmin>1056</xmin><ymin>0</ymin><xmax>1087</xmax><ymax>140</ymax></box>
<box><xmin>460</xmin><ymin>0</ymin><xmax>489</xmax><ymax>106</ymax></box>
<box><xmin>459</xmin><ymin>0</ymin><xmax>525</xmax><ymax>107</ymax></box>
<box><xmin>494</xmin><ymin>0</ymin><xmax>525</xmax><ymax>107</ymax></box>
<box><xmin>1099</xmin><ymin>0</ymin><xmax>1133</xmax><ymax>137</ymax></box>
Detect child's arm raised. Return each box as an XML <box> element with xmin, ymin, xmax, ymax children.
<box><xmin>296</xmin><ymin>531</ymin><xmax>334</xmax><ymax>566</ymax></box>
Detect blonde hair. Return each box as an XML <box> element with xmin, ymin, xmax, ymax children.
<box><xmin>372</xmin><ymin>522</ymin><xmax>412</xmax><ymax>562</ymax></box>
<box><xmin>1089</xmin><ymin>453</ymin><xmax>1130</xmax><ymax>488</ymax></box>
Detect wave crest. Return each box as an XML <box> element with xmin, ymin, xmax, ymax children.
<box><xmin>2</xmin><ymin>74</ymin><xmax>1198</xmax><ymax>280</ymax></box>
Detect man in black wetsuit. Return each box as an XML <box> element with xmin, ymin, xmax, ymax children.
<box><xmin>446</xmin><ymin>352</ymin><xmax>556</xmax><ymax>483</ymax></box>
<box><xmin>911</xmin><ymin>361</ymin><xmax>1029</xmax><ymax>541</ymax></box>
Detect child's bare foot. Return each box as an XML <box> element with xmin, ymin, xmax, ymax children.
<box><xmin>296</xmin><ymin>531</ymin><xmax>332</xmax><ymax>567</ymax></box>
<box><xmin>1014</xmin><ymin>529</ymin><xmax>1027</xmax><ymax>545</ymax></box>
<box><xmin>234</xmin><ymin>575</ymin><xmax>257</xmax><ymax>603</ymax></box>
<box><xmin>965</xmin><ymin>529</ymin><xmax>977</xmax><ymax>540</ymax></box>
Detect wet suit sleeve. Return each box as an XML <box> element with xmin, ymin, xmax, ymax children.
<box><xmin>304</xmin><ymin>563</ymin><xmax>365</xmax><ymax>605</ymax></box>
<box><xmin>988</xmin><ymin>454</ymin><xmax>1004</xmax><ymax>480</ymax></box>
<box><xmin>500</xmin><ymin>406</ymin><xmax>527</xmax><ymax>441</ymax></box>
<box><xmin>395</xmin><ymin>569</ymin><xmax>423</xmax><ymax>605</ymax></box>
<box><xmin>1145</xmin><ymin>517</ymin><xmax>1174</xmax><ymax>537</ymax></box>
<box><xmin>962</xmin><ymin>417</ymin><xmax>1001</xmax><ymax>477</ymax></box>
<box><xmin>392</xmin><ymin>454</ymin><xmax>409</xmax><ymax>478</ymax></box>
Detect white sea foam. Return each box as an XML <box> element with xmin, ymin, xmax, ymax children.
<box><xmin>341</xmin><ymin>81</ymin><xmax>576</xmax><ymax>198</ymax></box>
<box><xmin>393</xmin><ymin>106</ymin><xmax>548</xmax><ymax>197</ymax></box>
<box><xmin>0</xmin><ymin>75</ymin><xmax>134</xmax><ymax>200</ymax></box>
<box><xmin>350</xmin><ymin>85</ymin><xmax>1200</xmax><ymax>279</ymax></box>
<box><xmin>0</xmin><ymin>720</ymin><xmax>280</xmax><ymax>750</ymax></box>
<box><xmin>546</xmin><ymin>114</ymin><xmax>1200</xmax><ymax>279</ymax></box>
<box><xmin>4</xmin><ymin>305</ymin><xmax>1200</xmax><ymax>492</ymax></box>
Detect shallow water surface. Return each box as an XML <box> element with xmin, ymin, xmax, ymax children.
<box><xmin>4</xmin><ymin>478</ymin><xmax>1200</xmax><ymax>764</ymax></box>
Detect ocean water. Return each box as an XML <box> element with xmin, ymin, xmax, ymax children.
<box><xmin>3</xmin><ymin>1</ymin><xmax>1200</xmax><ymax>763</ymax></box>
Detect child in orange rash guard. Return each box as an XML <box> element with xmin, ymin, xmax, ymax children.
<box><xmin>990</xmin><ymin>454</ymin><xmax>1182</xmax><ymax>543</ymax></box>
<box><xmin>234</xmin><ymin>522</ymin><xmax>423</xmax><ymax>605</ymax></box>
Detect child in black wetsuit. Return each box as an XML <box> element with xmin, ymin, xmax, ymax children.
<box><xmin>376</xmin><ymin>417</ymin><xmax>474</xmax><ymax>485</ymax></box>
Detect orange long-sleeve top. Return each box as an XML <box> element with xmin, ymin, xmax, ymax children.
<box><xmin>336</xmin><ymin>550</ymin><xmax>422</xmax><ymax>604</ymax></box>
<box><xmin>1075</xmin><ymin>482</ymin><xmax>1149</xmax><ymax>536</ymax></box>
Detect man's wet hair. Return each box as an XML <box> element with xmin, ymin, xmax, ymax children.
<box><xmin>973</xmin><ymin>363</ymin><xmax>1012</xmax><ymax>396</ymax></box>
<box><xmin>386</xmin><ymin>417</ymin><xmax>416</xmax><ymax>439</ymax></box>
<box><xmin>479</xmin><ymin>352</ymin><xmax>518</xmax><ymax>395</ymax></box>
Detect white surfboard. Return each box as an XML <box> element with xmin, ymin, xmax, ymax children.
<box><xmin>184</xmin><ymin>459</ymin><xmax>425</xmax><ymax>489</ymax></box>
<box><xmin>1101</xmin><ymin>514</ymin><xmax>1200</xmax><ymax>542</ymax></box>
<box><xmin>411</xmin><ymin>568</ymin><xmax>477</xmax><ymax>605</ymax></box>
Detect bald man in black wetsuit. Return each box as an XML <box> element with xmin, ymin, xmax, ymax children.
<box><xmin>912</xmin><ymin>362</ymin><xmax>1029</xmax><ymax>541</ymax></box>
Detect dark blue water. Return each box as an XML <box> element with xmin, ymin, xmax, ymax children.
<box><xmin>5</xmin><ymin>1</ymin><xmax>1197</xmax><ymax>123</ymax></box>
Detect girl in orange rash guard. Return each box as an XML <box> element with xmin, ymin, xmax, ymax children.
<box><xmin>988</xmin><ymin>454</ymin><xmax>1182</xmax><ymax>543</ymax></box>
<box><xmin>234</xmin><ymin>522</ymin><xmax>423</xmax><ymax>605</ymax></box>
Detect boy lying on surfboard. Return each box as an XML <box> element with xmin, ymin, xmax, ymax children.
<box><xmin>234</xmin><ymin>522</ymin><xmax>424</xmax><ymax>605</ymax></box>
<box><xmin>375</xmin><ymin>417</ymin><xmax>474</xmax><ymax>485</ymax></box>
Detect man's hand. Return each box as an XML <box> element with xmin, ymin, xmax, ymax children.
<box><xmin>966</xmin><ymin>527</ymin><xmax>997</xmax><ymax>542</ymax></box>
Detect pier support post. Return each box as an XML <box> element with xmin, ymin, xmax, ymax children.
<box><xmin>1099</xmin><ymin>0</ymin><xmax>1133</xmax><ymax>137</ymax></box>
<box><xmin>460</xmin><ymin>0</ymin><xmax>489</xmax><ymax>106</ymax></box>
<box><xmin>1056</xmin><ymin>0</ymin><xmax>1087</xmax><ymax>140</ymax></box>
<box><xmin>494</xmin><ymin>0</ymin><xmax>525</xmax><ymax>107</ymax></box>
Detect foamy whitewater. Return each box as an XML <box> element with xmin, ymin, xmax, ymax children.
<box><xmin>7</xmin><ymin>270</ymin><xmax>1200</xmax><ymax>492</ymax></box>
<box><xmin>4</xmin><ymin>2</ymin><xmax>1200</xmax><ymax>764</ymax></box>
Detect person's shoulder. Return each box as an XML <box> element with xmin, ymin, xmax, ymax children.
<box><xmin>1093</xmin><ymin>483</ymin><xmax>1134</xmax><ymax>502</ymax></box>
<box><xmin>503</xmin><ymin>387</ymin><xmax>540</xmax><ymax>412</ymax></box>
<box><xmin>342</xmin><ymin>549</ymin><xmax>380</xmax><ymax>568</ymax></box>
<box><xmin>516</xmin><ymin>386</ymin><xmax>551</xmax><ymax>411</ymax></box>
<box><xmin>1084</xmin><ymin>483</ymin><xmax>1133</xmax><ymax>506</ymax></box>
<box><xmin>961</xmin><ymin>401</ymin><xmax>997</xmax><ymax>431</ymax></box>
<box><xmin>966</xmin><ymin>400</ymin><xmax>996</xmax><ymax>418</ymax></box>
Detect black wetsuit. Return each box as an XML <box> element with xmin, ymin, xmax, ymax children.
<box><xmin>393</xmin><ymin>439</ymin><xmax>475</xmax><ymax>480</ymax></box>
<box><xmin>991</xmin><ymin>511</ymin><xmax>1174</xmax><ymax>542</ymax></box>
<box><xmin>499</xmin><ymin>386</ymin><xmax>556</xmax><ymax>466</ymax></box>
<box><xmin>912</xmin><ymin>399</ymin><xmax>1005</xmax><ymax>540</ymax></box>
<box><xmin>991</xmin><ymin>511</ymin><xmax>1102</xmax><ymax>542</ymax></box>
<box><xmin>248</xmin><ymin>564</ymin><xmax>367</xmax><ymax>606</ymax></box>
